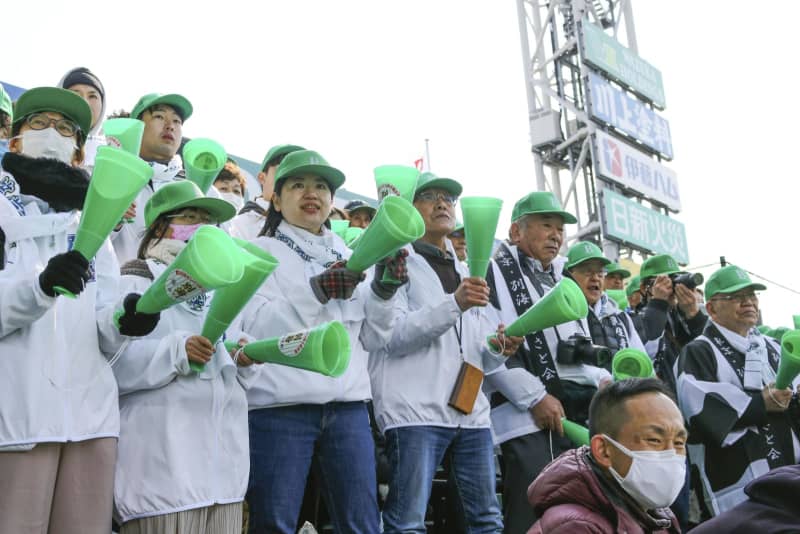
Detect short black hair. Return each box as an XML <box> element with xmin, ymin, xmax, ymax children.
<box><xmin>588</xmin><ymin>378</ymin><xmax>675</xmax><ymax>439</ymax></box>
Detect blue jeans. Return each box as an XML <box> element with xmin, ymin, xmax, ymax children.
<box><xmin>246</xmin><ymin>402</ymin><xmax>379</xmax><ymax>534</ymax></box>
<box><xmin>383</xmin><ymin>426</ymin><xmax>503</xmax><ymax>534</ymax></box>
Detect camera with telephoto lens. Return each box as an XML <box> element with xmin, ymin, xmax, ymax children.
<box><xmin>556</xmin><ymin>334</ymin><xmax>612</xmax><ymax>368</ymax></box>
<box><xmin>669</xmin><ymin>272</ymin><xmax>704</xmax><ymax>290</ymax></box>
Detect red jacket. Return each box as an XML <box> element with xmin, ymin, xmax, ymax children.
<box><xmin>527</xmin><ymin>447</ymin><xmax>681</xmax><ymax>534</ymax></box>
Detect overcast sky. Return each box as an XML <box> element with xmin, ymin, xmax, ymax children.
<box><xmin>5</xmin><ymin>1</ymin><xmax>798</xmax><ymax>326</ymax></box>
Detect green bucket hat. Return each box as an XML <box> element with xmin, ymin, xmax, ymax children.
<box><xmin>606</xmin><ymin>262</ymin><xmax>631</xmax><ymax>279</ymax></box>
<box><xmin>13</xmin><ymin>87</ymin><xmax>92</xmax><ymax>135</ymax></box>
<box><xmin>145</xmin><ymin>180</ymin><xmax>235</xmax><ymax>228</ymax></box>
<box><xmin>511</xmin><ymin>191</ymin><xmax>577</xmax><ymax>224</ymax></box>
<box><xmin>640</xmin><ymin>254</ymin><xmax>681</xmax><ymax>280</ymax></box>
<box><xmin>414</xmin><ymin>171</ymin><xmax>463</xmax><ymax>198</ymax></box>
<box><xmin>131</xmin><ymin>93</ymin><xmax>193</xmax><ymax>122</ymax></box>
<box><xmin>275</xmin><ymin>149</ymin><xmax>346</xmax><ymax>191</ymax></box>
<box><xmin>626</xmin><ymin>275</ymin><xmax>641</xmax><ymax>297</ymax></box>
<box><xmin>260</xmin><ymin>144</ymin><xmax>306</xmax><ymax>170</ymax></box>
<box><xmin>0</xmin><ymin>84</ymin><xmax>12</xmax><ymax>121</ymax></box>
<box><xmin>565</xmin><ymin>241</ymin><xmax>611</xmax><ymax>270</ymax></box>
<box><xmin>704</xmin><ymin>265</ymin><xmax>766</xmax><ymax>301</ymax></box>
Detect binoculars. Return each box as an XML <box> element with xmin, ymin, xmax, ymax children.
<box><xmin>556</xmin><ymin>334</ymin><xmax>611</xmax><ymax>368</ymax></box>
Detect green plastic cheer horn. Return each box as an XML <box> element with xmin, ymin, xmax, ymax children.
<box><xmin>226</xmin><ymin>321</ymin><xmax>351</xmax><ymax>377</ymax></box>
<box><xmin>183</xmin><ymin>138</ymin><xmax>226</xmax><ymax>194</ymax></box>
<box><xmin>343</xmin><ymin>226</ymin><xmax>364</xmax><ymax>248</ymax></box>
<box><xmin>102</xmin><ymin>118</ymin><xmax>145</xmax><ymax>156</ymax></box>
<box><xmin>330</xmin><ymin>219</ymin><xmax>350</xmax><ymax>239</ymax></box>
<box><xmin>460</xmin><ymin>196</ymin><xmax>503</xmax><ymax>279</ymax></box>
<box><xmin>374</xmin><ymin>165</ymin><xmax>420</xmax><ymax>203</ymax></box>
<box><xmin>793</xmin><ymin>315</ymin><xmax>800</xmax><ymax>330</ymax></box>
<box><xmin>195</xmin><ymin>239</ymin><xmax>279</xmax><ymax>372</ymax></box>
<box><xmin>561</xmin><ymin>417</ymin><xmax>590</xmax><ymax>447</ymax></box>
<box><xmin>605</xmin><ymin>289</ymin><xmax>629</xmax><ymax>310</ymax></box>
<box><xmin>611</xmin><ymin>348</ymin><xmax>654</xmax><ymax>381</ymax></box>
<box><xmin>776</xmin><ymin>329</ymin><xmax>800</xmax><ymax>389</ymax></box>
<box><xmin>346</xmin><ymin>195</ymin><xmax>424</xmax><ymax>273</ymax></box>
<box><xmin>506</xmin><ymin>278</ymin><xmax>588</xmax><ymax>337</ymax></box>
<box><xmin>55</xmin><ymin>146</ymin><xmax>153</xmax><ymax>298</ymax></box>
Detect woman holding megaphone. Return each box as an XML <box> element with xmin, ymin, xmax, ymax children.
<box><xmin>103</xmin><ymin>181</ymin><xmax>259</xmax><ymax>533</ymax></box>
<box><xmin>237</xmin><ymin>150</ymin><xmax>406</xmax><ymax>534</ymax></box>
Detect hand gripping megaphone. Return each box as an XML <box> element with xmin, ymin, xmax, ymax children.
<box><xmin>561</xmin><ymin>417</ymin><xmax>590</xmax><ymax>447</ymax></box>
<box><xmin>460</xmin><ymin>196</ymin><xmax>503</xmax><ymax>279</ymax></box>
<box><xmin>183</xmin><ymin>138</ymin><xmax>226</xmax><ymax>194</ymax></box>
<box><xmin>611</xmin><ymin>348</ymin><xmax>655</xmax><ymax>381</ymax></box>
<box><xmin>195</xmin><ymin>239</ymin><xmax>279</xmax><ymax>372</ymax></box>
<box><xmin>374</xmin><ymin>165</ymin><xmax>420</xmax><ymax>203</ymax></box>
<box><xmin>776</xmin><ymin>329</ymin><xmax>800</xmax><ymax>389</ymax></box>
<box><xmin>102</xmin><ymin>118</ymin><xmax>146</xmax><ymax>156</ymax></box>
<box><xmin>225</xmin><ymin>321</ymin><xmax>351</xmax><ymax>377</ymax></box>
<box><xmin>55</xmin><ymin>146</ymin><xmax>153</xmax><ymax>297</ymax></box>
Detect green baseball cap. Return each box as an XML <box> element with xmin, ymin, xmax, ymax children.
<box><xmin>414</xmin><ymin>171</ymin><xmax>463</xmax><ymax>198</ymax></box>
<box><xmin>625</xmin><ymin>275</ymin><xmax>641</xmax><ymax>297</ymax></box>
<box><xmin>145</xmin><ymin>180</ymin><xmax>235</xmax><ymax>228</ymax></box>
<box><xmin>704</xmin><ymin>265</ymin><xmax>766</xmax><ymax>301</ymax></box>
<box><xmin>450</xmin><ymin>219</ymin><xmax>464</xmax><ymax>233</ymax></box>
<box><xmin>511</xmin><ymin>191</ymin><xmax>577</xmax><ymax>224</ymax></box>
<box><xmin>260</xmin><ymin>144</ymin><xmax>306</xmax><ymax>170</ymax></box>
<box><xmin>606</xmin><ymin>262</ymin><xmax>631</xmax><ymax>279</ymax></box>
<box><xmin>640</xmin><ymin>254</ymin><xmax>681</xmax><ymax>280</ymax></box>
<box><xmin>131</xmin><ymin>93</ymin><xmax>193</xmax><ymax>122</ymax></box>
<box><xmin>565</xmin><ymin>241</ymin><xmax>611</xmax><ymax>270</ymax></box>
<box><xmin>275</xmin><ymin>149</ymin><xmax>346</xmax><ymax>191</ymax></box>
<box><xmin>0</xmin><ymin>84</ymin><xmax>12</xmax><ymax>121</ymax></box>
<box><xmin>13</xmin><ymin>87</ymin><xmax>92</xmax><ymax>135</ymax></box>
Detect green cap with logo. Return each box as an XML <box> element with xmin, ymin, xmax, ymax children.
<box><xmin>13</xmin><ymin>87</ymin><xmax>92</xmax><ymax>135</ymax></box>
<box><xmin>640</xmin><ymin>254</ymin><xmax>681</xmax><ymax>280</ymax></box>
<box><xmin>606</xmin><ymin>262</ymin><xmax>631</xmax><ymax>279</ymax></box>
<box><xmin>511</xmin><ymin>191</ymin><xmax>577</xmax><ymax>224</ymax></box>
<box><xmin>0</xmin><ymin>84</ymin><xmax>12</xmax><ymax>121</ymax></box>
<box><xmin>260</xmin><ymin>144</ymin><xmax>306</xmax><ymax>170</ymax></box>
<box><xmin>275</xmin><ymin>149</ymin><xmax>346</xmax><ymax>191</ymax></box>
<box><xmin>704</xmin><ymin>265</ymin><xmax>766</xmax><ymax>300</ymax></box>
<box><xmin>626</xmin><ymin>275</ymin><xmax>641</xmax><ymax>297</ymax></box>
<box><xmin>565</xmin><ymin>241</ymin><xmax>611</xmax><ymax>270</ymax></box>
<box><xmin>414</xmin><ymin>171</ymin><xmax>462</xmax><ymax>198</ymax></box>
<box><xmin>145</xmin><ymin>180</ymin><xmax>235</xmax><ymax>228</ymax></box>
<box><xmin>131</xmin><ymin>93</ymin><xmax>193</xmax><ymax>122</ymax></box>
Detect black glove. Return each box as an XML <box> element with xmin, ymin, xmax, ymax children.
<box><xmin>39</xmin><ymin>250</ymin><xmax>90</xmax><ymax>297</ymax></box>
<box><xmin>371</xmin><ymin>249</ymin><xmax>409</xmax><ymax>300</ymax></box>
<box><xmin>310</xmin><ymin>261</ymin><xmax>366</xmax><ymax>304</ymax></box>
<box><xmin>117</xmin><ymin>293</ymin><xmax>161</xmax><ymax>337</ymax></box>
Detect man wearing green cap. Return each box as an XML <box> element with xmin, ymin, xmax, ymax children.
<box><xmin>229</xmin><ymin>143</ymin><xmax>305</xmax><ymax>241</ymax></box>
<box><xmin>626</xmin><ymin>274</ymin><xmax>642</xmax><ymax>310</ymax></box>
<box><xmin>677</xmin><ymin>264</ymin><xmax>800</xmax><ymax>516</ymax></box>
<box><xmin>604</xmin><ymin>262</ymin><xmax>630</xmax><ymax>290</ymax></box>
<box><xmin>448</xmin><ymin>220</ymin><xmax>467</xmax><ymax>262</ymax></box>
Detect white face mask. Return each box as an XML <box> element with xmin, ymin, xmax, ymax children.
<box><xmin>603</xmin><ymin>434</ymin><xmax>686</xmax><ymax>510</ymax></box>
<box><xmin>220</xmin><ymin>191</ymin><xmax>244</xmax><ymax>212</ymax></box>
<box><xmin>16</xmin><ymin>128</ymin><xmax>77</xmax><ymax>164</ymax></box>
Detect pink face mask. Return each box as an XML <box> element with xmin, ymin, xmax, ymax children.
<box><xmin>169</xmin><ymin>223</ymin><xmax>204</xmax><ymax>242</ymax></box>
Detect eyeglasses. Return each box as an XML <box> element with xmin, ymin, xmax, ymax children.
<box><xmin>416</xmin><ymin>191</ymin><xmax>458</xmax><ymax>206</ymax></box>
<box><xmin>711</xmin><ymin>292</ymin><xmax>760</xmax><ymax>304</ymax></box>
<box><xmin>24</xmin><ymin>113</ymin><xmax>80</xmax><ymax>137</ymax></box>
<box><xmin>573</xmin><ymin>266</ymin><xmax>607</xmax><ymax>277</ymax></box>
<box><xmin>166</xmin><ymin>211</ymin><xmax>216</xmax><ymax>225</ymax></box>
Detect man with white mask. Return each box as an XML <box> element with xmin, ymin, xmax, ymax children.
<box><xmin>528</xmin><ymin>378</ymin><xmax>684</xmax><ymax>533</ymax></box>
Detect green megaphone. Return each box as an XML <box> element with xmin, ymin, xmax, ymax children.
<box><xmin>102</xmin><ymin>118</ymin><xmax>145</xmax><ymax>156</ymax></box>
<box><xmin>612</xmin><ymin>348</ymin><xmax>655</xmax><ymax>381</ymax></box>
<box><xmin>183</xmin><ymin>138</ymin><xmax>226</xmax><ymax>193</ymax></box>
<box><xmin>504</xmin><ymin>278</ymin><xmax>589</xmax><ymax>338</ymax></box>
<box><xmin>226</xmin><ymin>321</ymin><xmax>351</xmax><ymax>377</ymax></box>
<box><xmin>55</xmin><ymin>146</ymin><xmax>154</xmax><ymax>298</ymax></box>
<box><xmin>460</xmin><ymin>196</ymin><xmax>503</xmax><ymax>278</ymax></box>
<box><xmin>343</xmin><ymin>226</ymin><xmax>364</xmax><ymax>248</ymax></box>
<box><xmin>561</xmin><ymin>417</ymin><xmax>590</xmax><ymax>447</ymax></box>
<box><xmin>196</xmin><ymin>239</ymin><xmax>279</xmax><ymax>372</ymax></box>
<box><xmin>606</xmin><ymin>289</ymin><xmax>629</xmax><ymax>310</ymax></box>
<box><xmin>374</xmin><ymin>165</ymin><xmax>420</xmax><ymax>203</ymax></box>
<box><xmin>330</xmin><ymin>219</ymin><xmax>350</xmax><ymax>239</ymax></box>
<box><xmin>793</xmin><ymin>316</ymin><xmax>800</xmax><ymax>330</ymax></box>
<box><xmin>346</xmin><ymin>195</ymin><xmax>425</xmax><ymax>273</ymax></box>
<box><xmin>776</xmin><ymin>329</ymin><xmax>800</xmax><ymax>389</ymax></box>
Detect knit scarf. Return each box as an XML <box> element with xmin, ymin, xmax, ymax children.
<box><xmin>275</xmin><ymin>220</ymin><xmax>344</xmax><ymax>269</ymax></box>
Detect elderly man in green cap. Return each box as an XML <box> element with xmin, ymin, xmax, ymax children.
<box><xmin>677</xmin><ymin>265</ymin><xmax>800</xmax><ymax>516</ymax></box>
<box><xmin>604</xmin><ymin>262</ymin><xmax>630</xmax><ymax>290</ymax></box>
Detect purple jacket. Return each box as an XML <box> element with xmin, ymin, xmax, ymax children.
<box><xmin>527</xmin><ymin>447</ymin><xmax>680</xmax><ymax>534</ymax></box>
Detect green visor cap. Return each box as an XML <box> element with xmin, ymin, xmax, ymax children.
<box><xmin>626</xmin><ymin>275</ymin><xmax>641</xmax><ymax>297</ymax></box>
<box><xmin>451</xmin><ymin>219</ymin><xmax>464</xmax><ymax>233</ymax></box>
<box><xmin>260</xmin><ymin>144</ymin><xmax>306</xmax><ymax>170</ymax></box>
<box><xmin>131</xmin><ymin>93</ymin><xmax>193</xmax><ymax>122</ymax></box>
<box><xmin>0</xmin><ymin>84</ymin><xmax>12</xmax><ymax>120</ymax></box>
<box><xmin>145</xmin><ymin>180</ymin><xmax>235</xmax><ymax>228</ymax></box>
<box><xmin>13</xmin><ymin>87</ymin><xmax>92</xmax><ymax>135</ymax></box>
<box><xmin>275</xmin><ymin>150</ymin><xmax>346</xmax><ymax>191</ymax></box>
<box><xmin>414</xmin><ymin>172</ymin><xmax>463</xmax><ymax>198</ymax></box>
<box><xmin>565</xmin><ymin>241</ymin><xmax>611</xmax><ymax>270</ymax></box>
<box><xmin>704</xmin><ymin>265</ymin><xmax>766</xmax><ymax>300</ymax></box>
<box><xmin>511</xmin><ymin>191</ymin><xmax>577</xmax><ymax>224</ymax></box>
<box><xmin>606</xmin><ymin>262</ymin><xmax>631</xmax><ymax>279</ymax></box>
<box><xmin>640</xmin><ymin>254</ymin><xmax>681</xmax><ymax>279</ymax></box>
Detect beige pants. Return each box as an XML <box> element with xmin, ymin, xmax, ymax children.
<box><xmin>0</xmin><ymin>438</ymin><xmax>117</xmax><ymax>534</ymax></box>
<box><xmin>120</xmin><ymin>502</ymin><xmax>243</xmax><ymax>534</ymax></box>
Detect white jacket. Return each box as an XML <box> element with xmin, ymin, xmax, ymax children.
<box><xmin>104</xmin><ymin>259</ymin><xmax>255</xmax><ymax>522</ymax></box>
<box><xmin>369</xmin><ymin>241</ymin><xmax>505</xmax><ymax>433</ymax></box>
<box><xmin>0</xmin><ymin>190</ymin><xmax>121</xmax><ymax>449</ymax></box>
<box><xmin>228</xmin><ymin>197</ymin><xmax>269</xmax><ymax>241</ymax></box>
<box><xmin>237</xmin><ymin>224</ymin><xmax>397</xmax><ymax>408</ymax></box>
